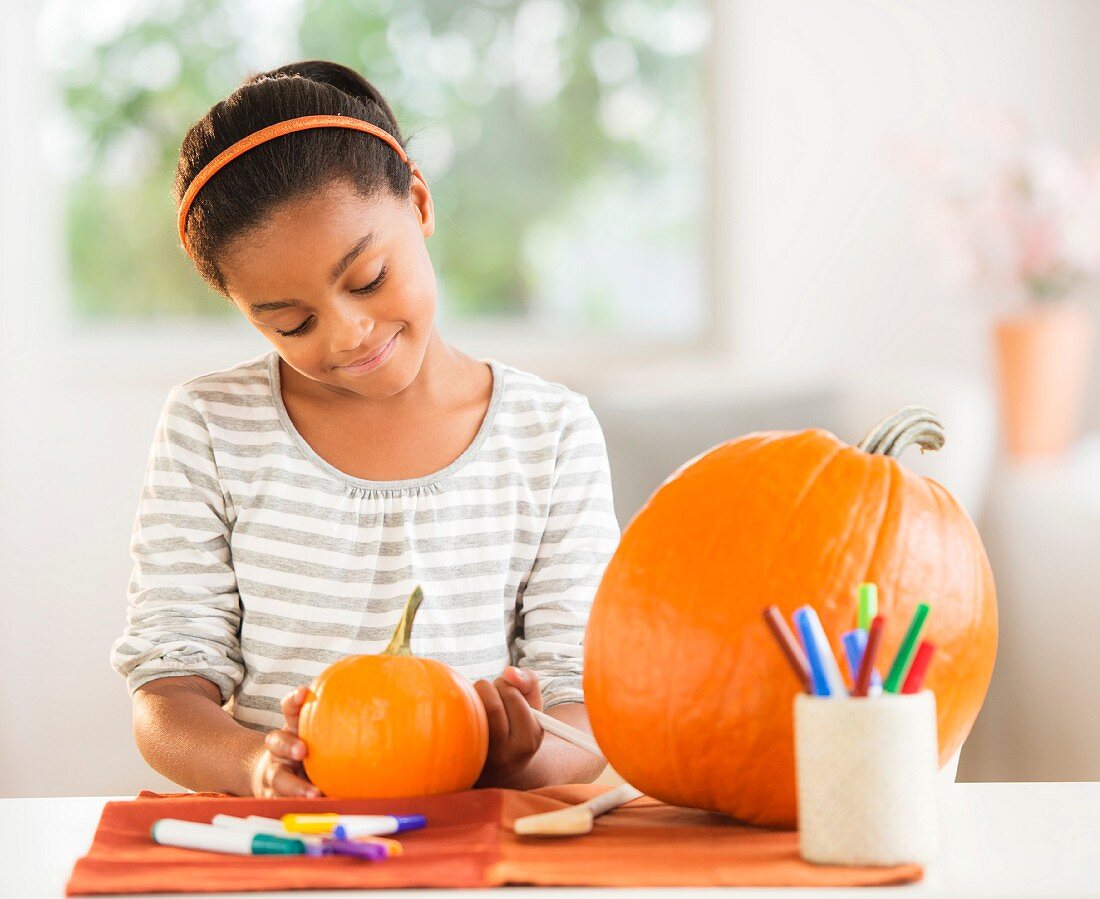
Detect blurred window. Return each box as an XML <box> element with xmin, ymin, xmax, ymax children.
<box><xmin>37</xmin><ymin>0</ymin><xmax>709</xmax><ymax>341</ymax></box>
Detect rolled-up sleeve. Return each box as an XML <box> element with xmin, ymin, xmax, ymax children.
<box><xmin>109</xmin><ymin>385</ymin><xmax>244</xmax><ymax>704</ymax></box>
<box><xmin>515</xmin><ymin>397</ymin><xmax>621</xmax><ymax>709</ymax></box>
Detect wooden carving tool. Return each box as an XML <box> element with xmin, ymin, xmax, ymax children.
<box><xmin>514</xmin><ymin>782</ymin><xmax>645</xmax><ymax>836</ymax></box>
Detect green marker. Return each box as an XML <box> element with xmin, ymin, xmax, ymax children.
<box><xmin>883</xmin><ymin>602</ymin><xmax>930</xmax><ymax>693</ymax></box>
<box><xmin>857</xmin><ymin>583</ymin><xmax>878</xmax><ymax>632</ymax></box>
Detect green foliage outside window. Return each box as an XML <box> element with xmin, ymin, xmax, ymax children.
<box><xmin>41</xmin><ymin>0</ymin><xmax>707</xmax><ymax>334</ymax></box>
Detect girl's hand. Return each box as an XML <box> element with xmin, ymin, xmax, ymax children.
<box><xmin>474</xmin><ymin>666</ymin><xmax>545</xmax><ymax>787</ymax></box>
<box><xmin>248</xmin><ymin>685</ymin><xmax>324</xmax><ymax>798</ymax></box>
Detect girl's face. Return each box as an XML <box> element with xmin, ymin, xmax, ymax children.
<box><xmin>218</xmin><ymin>173</ymin><xmax>436</xmax><ymax>400</ymax></box>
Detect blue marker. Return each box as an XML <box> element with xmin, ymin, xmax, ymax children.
<box><xmin>808</xmin><ymin>607</ymin><xmax>848</xmax><ymax>696</ymax></box>
<box><xmin>842</xmin><ymin>628</ymin><xmax>882</xmax><ymax>691</ymax></box>
<box><xmin>842</xmin><ymin>629</ymin><xmax>867</xmax><ymax>682</ymax></box>
<box><xmin>793</xmin><ymin>607</ymin><xmax>832</xmax><ymax>696</ymax></box>
<box><xmin>795</xmin><ymin>606</ymin><xmax>848</xmax><ymax>697</ymax></box>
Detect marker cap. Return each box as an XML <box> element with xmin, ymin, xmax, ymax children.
<box><xmin>391</xmin><ymin>815</ymin><xmax>427</xmax><ymax>832</ymax></box>
<box><xmin>252</xmin><ymin>833</ymin><xmax>307</xmax><ymax>855</ymax></box>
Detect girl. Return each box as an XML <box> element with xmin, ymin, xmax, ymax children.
<box><xmin>110</xmin><ymin>60</ymin><xmax>620</xmax><ymax>798</ymax></box>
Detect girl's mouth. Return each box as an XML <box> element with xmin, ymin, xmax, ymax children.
<box><xmin>339</xmin><ymin>331</ymin><xmax>399</xmax><ymax>374</ymax></box>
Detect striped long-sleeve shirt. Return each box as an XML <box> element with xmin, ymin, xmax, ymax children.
<box><xmin>109</xmin><ymin>350</ymin><xmax>621</xmax><ymax>733</ymax></box>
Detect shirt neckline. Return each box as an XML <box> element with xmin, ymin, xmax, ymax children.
<box><xmin>266</xmin><ymin>350</ymin><xmax>504</xmax><ymax>493</ymax></box>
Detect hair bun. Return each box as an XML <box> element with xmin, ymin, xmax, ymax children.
<box><xmin>253</xmin><ymin>60</ymin><xmax>403</xmax><ymax>140</ymax></box>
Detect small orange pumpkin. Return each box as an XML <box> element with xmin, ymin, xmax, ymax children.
<box><xmin>299</xmin><ymin>585</ymin><xmax>489</xmax><ymax>798</ymax></box>
<box><xmin>583</xmin><ymin>407</ymin><xmax>998</xmax><ymax>828</ymax></box>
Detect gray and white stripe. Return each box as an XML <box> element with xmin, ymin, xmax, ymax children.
<box><xmin>110</xmin><ymin>350</ymin><xmax>621</xmax><ymax>733</ymax></box>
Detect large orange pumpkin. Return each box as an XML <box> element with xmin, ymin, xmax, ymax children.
<box><xmin>299</xmin><ymin>585</ymin><xmax>489</xmax><ymax>798</ymax></box>
<box><xmin>583</xmin><ymin>407</ymin><xmax>997</xmax><ymax>828</ymax></box>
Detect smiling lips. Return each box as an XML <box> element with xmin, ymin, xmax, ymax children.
<box><xmin>342</xmin><ymin>332</ymin><xmax>398</xmax><ymax>368</ymax></box>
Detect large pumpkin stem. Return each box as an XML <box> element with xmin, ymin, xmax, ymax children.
<box><xmin>857</xmin><ymin>406</ymin><xmax>945</xmax><ymax>458</ymax></box>
<box><xmin>384</xmin><ymin>585</ymin><xmax>425</xmax><ymax>656</ymax></box>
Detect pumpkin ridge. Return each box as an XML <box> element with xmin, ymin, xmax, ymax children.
<box><xmin>662</xmin><ymin>433</ymin><xmax>815</xmax><ymax>809</ymax></box>
<box><xmin>875</xmin><ymin>454</ymin><xmax>908</xmax><ymax>645</ymax></box>
<box><xmin>855</xmin><ymin>453</ymin><xmax>896</xmax><ymax>605</ymax></box>
<box><xmin>717</xmin><ymin>437</ymin><xmax>846</xmax><ymax>819</ymax></box>
<box><xmin>928</xmin><ymin>479</ymin><xmax>997</xmax><ymax>763</ymax></box>
<box><xmin>695</xmin><ymin>433</ymin><xmax>845</xmax><ymax>814</ymax></box>
<box><xmin>746</xmin><ymin>436</ymin><xmax>847</xmax><ymax>620</ymax></box>
<box><xmin>920</xmin><ymin>461</ymin><xmax>953</xmax><ymax>762</ymax></box>
<box><xmin>813</xmin><ymin>447</ymin><xmax>887</xmax><ymax>625</ymax></box>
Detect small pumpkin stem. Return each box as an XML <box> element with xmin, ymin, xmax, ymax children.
<box><xmin>857</xmin><ymin>406</ymin><xmax>945</xmax><ymax>458</ymax></box>
<box><xmin>384</xmin><ymin>585</ymin><xmax>425</xmax><ymax>656</ymax></box>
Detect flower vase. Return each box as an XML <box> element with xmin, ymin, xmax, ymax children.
<box><xmin>992</xmin><ymin>299</ymin><xmax>1094</xmax><ymax>459</ymax></box>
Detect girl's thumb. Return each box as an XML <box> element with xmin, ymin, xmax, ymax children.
<box><xmin>505</xmin><ymin>666</ymin><xmax>536</xmax><ymax>690</ymax></box>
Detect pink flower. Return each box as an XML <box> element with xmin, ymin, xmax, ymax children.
<box><xmin>888</xmin><ymin>101</ymin><xmax>1100</xmax><ymax>307</ymax></box>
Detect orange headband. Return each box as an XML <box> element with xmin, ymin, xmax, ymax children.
<box><xmin>176</xmin><ymin>114</ymin><xmax>412</xmax><ymax>256</ymax></box>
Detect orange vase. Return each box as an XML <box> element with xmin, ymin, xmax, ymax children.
<box><xmin>993</xmin><ymin>300</ymin><xmax>1094</xmax><ymax>458</ymax></box>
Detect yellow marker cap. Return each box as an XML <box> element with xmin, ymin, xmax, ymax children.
<box><xmin>281</xmin><ymin>813</ymin><xmax>340</xmax><ymax>833</ymax></box>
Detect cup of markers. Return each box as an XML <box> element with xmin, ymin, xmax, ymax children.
<box><xmin>151</xmin><ymin>811</ymin><xmax>425</xmax><ymax>860</ymax></box>
<box><xmin>763</xmin><ymin>584</ymin><xmax>939</xmax><ymax>867</ymax></box>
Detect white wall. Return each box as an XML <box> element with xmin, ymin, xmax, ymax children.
<box><xmin>4</xmin><ymin>0</ymin><xmax>1100</xmax><ymax>797</ymax></box>
<box><xmin>725</xmin><ymin>0</ymin><xmax>1100</xmax><ymax>384</ymax></box>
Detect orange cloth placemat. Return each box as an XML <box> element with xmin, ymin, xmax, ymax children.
<box><xmin>65</xmin><ymin>784</ymin><xmax>922</xmax><ymax>894</ymax></box>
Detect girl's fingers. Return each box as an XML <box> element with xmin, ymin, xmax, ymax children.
<box><xmin>476</xmin><ymin>679</ymin><xmax>510</xmax><ymax>746</ymax></box>
<box><xmin>265</xmin><ymin>727</ymin><xmax>307</xmax><ymax>763</ymax></box>
<box><xmin>280</xmin><ymin>685</ymin><xmax>309</xmax><ymax>736</ymax></box>
<box><xmin>503</xmin><ymin>666</ymin><xmax>543</xmax><ymax>711</ymax></box>
<box><xmin>270</xmin><ymin>762</ymin><xmax>321</xmax><ymax>798</ymax></box>
<box><xmin>496</xmin><ymin>680</ymin><xmax>542</xmax><ymax>757</ymax></box>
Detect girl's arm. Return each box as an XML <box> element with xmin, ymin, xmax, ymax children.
<box><xmin>112</xmin><ymin>384</ymin><xmax>277</xmax><ymax>794</ymax></box>
<box><xmin>133</xmin><ymin>675</ymin><xmax>321</xmax><ymax>798</ymax></box>
<box><xmin>132</xmin><ymin>675</ymin><xmax>264</xmax><ymax>796</ymax></box>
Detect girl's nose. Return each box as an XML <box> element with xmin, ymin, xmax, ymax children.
<box><xmin>325</xmin><ymin>299</ymin><xmax>376</xmax><ymax>355</ymax></box>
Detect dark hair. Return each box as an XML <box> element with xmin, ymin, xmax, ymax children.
<box><xmin>173</xmin><ymin>60</ymin><xmax>411</xmax><ymax>297</ymax></box>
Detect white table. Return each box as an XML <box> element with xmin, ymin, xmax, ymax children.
<box><xmin>4</xmin><ymin>783</ymin><xmax>1097</xmax><ymax>898</ymax></box>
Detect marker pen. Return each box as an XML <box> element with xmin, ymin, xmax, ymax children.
<box><xmin>215</xmin><ymin>814</ymin><xmax>325</xmax><ymax>849</ymax></box>
<box><xmin>152</xmin><ymin>818</ymin><xmax>305</xmax><ymax>855</ymax></box>
<box><xmin>840</xmin><ymin>629</ymin><xmax>883</xmax><ymax>690</ymax></box>
<box><xmin>318</xmin><ymin>839</ymin><xmax>390</xmax><ymax>860</ymax></box>
<box><xmin>793</xmin><ymin>606</ymin><xmax>846</xmax><ymax>697</ymax></box>
<box><xmin>280</xmin><ymin>813</ymin><xmax>426</xmax><ymax>839</ymax></box>
<box><xmin>333</xmin><ymin>815</ymin><xmax>427</xmax><ymax>840</ymax></box>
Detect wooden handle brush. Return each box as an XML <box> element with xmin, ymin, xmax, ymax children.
<box><xmin>529</xmin><ymin>709</ymin><xmax>605</xmax><ymax>760</ymax></box>
<box><xmin>514</xmin><ymin>782</ymin><xmax>645</xmax><ymax>836</ymax></box>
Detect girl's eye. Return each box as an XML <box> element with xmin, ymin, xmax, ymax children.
<box><xmin>275</xmin><ymin>316</ymin><xmax>314</xmax><ymax>338</ymax></box>
<box><xmin>273</xmin><ymin>266</ymin><xmax>387</xmax><ymax>338</ymax></box>
<box><xmin>352</xmin><ymin>265</ymin><xmax>388</xmax><ymax>294</ymax></box>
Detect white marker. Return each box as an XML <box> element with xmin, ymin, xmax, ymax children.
<box><xmin>215</xmin><ymin>815</ymin><xmax>325</xmax><ymax>848</ymax></box>
<box><xmin>332</xmin><ymin>815</ymin><xmax>427</xmax><ymax>840</ymax></box>
<box><xmin>151</xmin><ymin>818</ymin><xmax>305</xmax><ymax>855</ymax></box>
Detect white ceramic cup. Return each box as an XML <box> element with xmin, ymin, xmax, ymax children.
<box><xmin>794</xmin><ymin>690</ymin><xmax>939</xmax><ymax>866</ymax></box>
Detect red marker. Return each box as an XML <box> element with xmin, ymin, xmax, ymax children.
<box><xmin>762</xmin><ymin>605</ymin><xmax>813</xmax><ymax>692</ymax></box>
<box><xmin>901</xmin><ymin>640</ymin><xmax>936</xmax><ymax>694</ymax></box>
<box><xmin>852</xmin><ymin>614</ymin><xmax>885</xmax><ymax>697</ymax></box>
